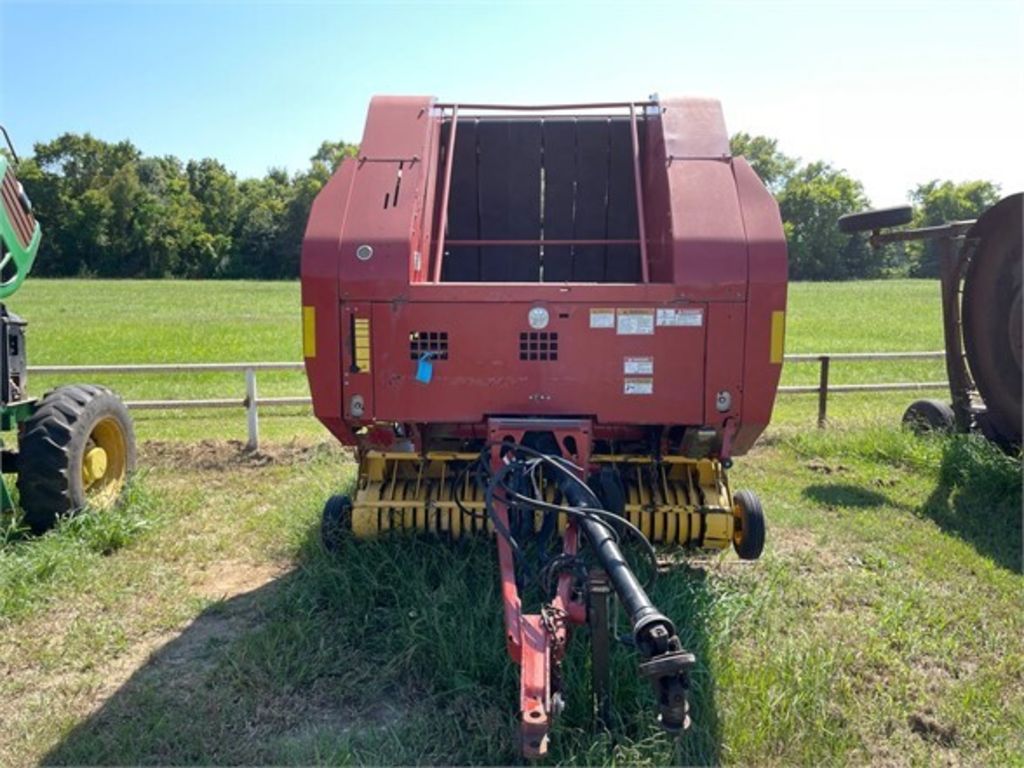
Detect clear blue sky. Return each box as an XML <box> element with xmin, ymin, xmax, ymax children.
<box><xmin>2</xmin><ymin>0</ymin><xmax>1021</xmax><ymax>204</ymax></box>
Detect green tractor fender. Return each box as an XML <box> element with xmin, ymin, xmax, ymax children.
<box><xmin>0</xmin><ymin>149</ymin><xmax>42</xmax><ymax>299</ymax></box>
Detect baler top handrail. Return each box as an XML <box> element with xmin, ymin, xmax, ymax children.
<box><xmin>629</xmin><ymin>102</ymin><xmax>650</xmax><ymax>283</ymax></box>
<box><xmin>434</xmin><ymin>101</ymin><xmax>659</xmax><ymax>112</ymax></box>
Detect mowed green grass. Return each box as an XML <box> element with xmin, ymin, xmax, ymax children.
<box><xmin>5</xmin><ymin>278</ymin><xmax>947</xmax><ymax>440</ymax></box>
<box><xmin>0</xmin><ymin>430</ymin><xmax>1019</xmax><ymax>766</ymax></box>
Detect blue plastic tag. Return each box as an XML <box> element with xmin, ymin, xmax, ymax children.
<box><xmin>415</xmin><ymin>354</ymin><xmax>433</xmax><ymax>384</ymax></box>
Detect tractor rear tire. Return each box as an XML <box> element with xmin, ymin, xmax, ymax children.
<box><xmin>732</xmin><ymin>490</ymin><xmax>766</xmax><ymax>561</ymax></box>
<box><xmin>902</xmin><ymin>399</ymin><xmax>955</xmax><ymax>435</ymax></box>
<box><xmin>17</xmin><ymin>384</ymin><xmax>136</xmax><ymax>534</ymax></box>
<box><xmin>321</xmin><ymin>494</ymin><xmax>352</xmax><ymax>553</ymax></box>
<box><xmin>961</xmin><ymin>193</ymin><xmax>1022</xmax><ymax>448</ymax></box>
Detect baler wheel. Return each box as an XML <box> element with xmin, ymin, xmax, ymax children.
<box><xmin>901</xmin><ymin>399</ymin><xmax>955</xmax><ymax>435</ymax></box>
<box><xmin>732</xmin><ymin>490</ymin><xmax>766</xmax><ymax>561</ymax></box>
<box><xmin>17</xmin><ymin>384</ymin><xmax>136</xmax><ymax>534</ymax></box>
<box><xmin>320</xmin><ymin>494</ymin><xmax>352</xmax><ymax>553</ymax></box>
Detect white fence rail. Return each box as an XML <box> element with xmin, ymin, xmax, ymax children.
<box><xmin>27</xmin><ymin>351</ymin><xmax>948</xmax><ymax>449</ymax></box>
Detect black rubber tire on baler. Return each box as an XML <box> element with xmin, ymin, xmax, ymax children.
<box><xmin>837</xmin><ymin>205</ymin><xmax>914</xmax><ymax>234</ymax></box>
<box><xmin>321</xmin><ymin>494</ymin><xmax>352</xmax><ymax>552</ymax></box>
<box><xmin>732</xmin><ymin>490</ymin><xmax>766</xmax><ymax>561</ymax></box>
<box><xmin>17</xmin><ymin>384</ymin><xmax>136</xmax><ymax>534</ymax></box>
<box><xmin>901</xmin><ymin>399</ymin><xmax>955</xmax><ymax>435</ymax></box>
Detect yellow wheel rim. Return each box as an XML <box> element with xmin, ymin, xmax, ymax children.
<box><xmin>81</xmin><ymin>416</ymin><xmax>128</xmax><ymax>507</ymax></box>
<box><xmin>732</xmin><ymin>501</ymin><xmax>745</xmax><ymax>548</ymax></box>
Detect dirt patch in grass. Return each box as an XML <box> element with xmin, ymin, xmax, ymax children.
<box><xmin>805</xmin><ymin>458</ymin><xmax>850</xmax><ymax>475</ymax></box>
<box><xmin>141</xmin><ymin>439</ymin><xmax>349</xmax><ymax>472</ymax></box>
<box><xmin>190</xmin><ymin>559</ymin><xmax>286</xmax><ymax>599</ymax></box>
<box><xmin>908</xmin><ymin>711</ymin><xmax>959</xmax><ymax>747</ymax></box>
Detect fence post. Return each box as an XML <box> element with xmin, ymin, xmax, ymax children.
<box><xmin>245</xmin><ymin>367</ymin><xmax>259</xmax><ymax>451</ymax></box>
<box><xmin>817</xmin><ymin>355</ymin><xmax>830</xmax><ymax>428</ymax></box>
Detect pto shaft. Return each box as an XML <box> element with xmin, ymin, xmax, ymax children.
<box><xmin>559</xmin><ymin>479</ymin><xmax>695</xmax><ymax>732</ymax></box>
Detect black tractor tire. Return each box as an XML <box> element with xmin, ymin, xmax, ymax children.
<box><xmin>901</xmin><ymin>399</ymin><xmax>955</xmax><ymax>435</ymax></box>
<box><xmin>17</xmin><ymin>384</ymin><xmax>136</xmax><ymax>534</ymax></box>
<box><xmin>961</xmin><ymin>193</ymin><xmax>1022</xmax><ymax>449</ymax></box>
<box><xmin>837</xmin><ymin>205</ymin><xmax>914</xmax><ymax>234</ymax></box>
<box><xmin>732</xmin><ymin>489</ymin><xmax>766</xmax><ymax>561</ymax></box>
<box><xmin>321</xmin><ymin>494</ymin><xmax>352</xmax><ymax>553</ymax></box>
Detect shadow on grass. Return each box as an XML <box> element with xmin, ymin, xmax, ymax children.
<box><xmin>919</xmin><ymin>436</ymin><xmax>1023</xmax><ymax>573</ymax></box>
<box><xmin>802</xmin><ymin>484</ymin><xmax>890</xmax><ymax>509</ymax></box>
<box><xmin>43</xmin><ymin>525</ymin><xmax>722</xmax><ymax>765</ymax></box>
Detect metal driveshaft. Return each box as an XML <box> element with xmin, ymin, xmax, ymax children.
<box><xmin>559</xmin><ymin>478</ymin><xmax>696</xmax><ymax>732</ymax></box>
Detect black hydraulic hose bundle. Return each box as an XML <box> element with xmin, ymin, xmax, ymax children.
<box><xmin>454</xmin><ymin>443</ymin><xmax>658</xmax><ymax>579</ymax></box>
<box><xmin>465</xmin><ymin>440</ymin><xmax>696</xmax><ymax>733</ymax></box>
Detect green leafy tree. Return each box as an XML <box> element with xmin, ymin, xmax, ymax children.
<box><xmin>907</xmin><ymin>180</ymin><xmax>1002</xmax><ymax>277</ymax></box>
<box><xmin>226</xmin><ymin>169</ymin><xmax>292</xmax><ymax>279</ymax></box>
<box><xmin>730</xmin><ymin>132</ymin><xmax>797</xmax><ymax>193</ymax></box>
<box><xmin>186</xmin><ymin>158</ymin><xmax>240</xmax><ymax>274</ymax></box>
<box><xmin>779</xmin><ymin>162</ymin><xmax>880</xmax><ymax>280</ymax></box>
<box><xmin>310</xmin><ymin>139</ymin><xmax>358</xmax><ymax>178</ymax></box>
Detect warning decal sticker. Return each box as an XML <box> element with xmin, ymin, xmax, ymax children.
<box><xmin>590</xmin><ymin>308</ymin><xmax>616</xmax><ymax>329</ymax></box>
<box><xmin>624</xmin><ymin>377</ymin><xmax>654</xmax><ymax>395</ymax></box>
<box><xmin>616</xmin><ymin>309</ymin><xmax>655</xmax><ymax>335</ymax></box>
<box><xmin>624</xmin><ymin>356</ymin><xmax>654</xmax><ymax>375</ymax></box>
<box><xmin>656</xmin><ymin>307</ymin><xmax>704</xmax><ymax>327</ymax></box>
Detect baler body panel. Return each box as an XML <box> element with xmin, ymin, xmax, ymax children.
<box><xmin>366</xmin><ymin>300</ymin><xmax>706</xmax><ymax>425</ymax></box>
<box><xmin>301</xmin><ymin>95</ymin><xmax>788</xmax><ymax>457</ymax></box>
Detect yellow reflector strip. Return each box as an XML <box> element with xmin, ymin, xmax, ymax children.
<box><xmin>302</xmin><ymin>306</ymin><xmax>316</xmax><ymax>358</ymax></box>
<box><xmin>770</xmin><ymin>310</ymin><xmax>786</xmax><ymax>364</ymax></box>
<box><xmin>354</xmin><ymin>317</ymin><xmax>371</xmax><ymax>372</ymax></box>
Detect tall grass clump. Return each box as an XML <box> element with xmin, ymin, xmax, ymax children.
<box><xmin>782</xmin><ymin>423</ymin><xmax>945</xmax><ymax>473</ymax></box>
<box><xmin>939</xmin><ymin>434</ymin><xmax>1021</xmax><ymax>509</ymax></box>
<box><xmin>926</xmin><ymin>434</ymin><xmax>1023</xmax><ymax>572</ymax></box>
<box><xmin>0</xmin><ymin>477</ymin><xmax>159</xmax><ymax>619</ymax></box>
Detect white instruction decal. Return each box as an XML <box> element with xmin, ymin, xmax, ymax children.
<box><xmin>589</xmin><ymin>308</ymin><xmax>615</xmax><ymax>329</ymax></box>
<box><xmin>624</xmin><ymin>356</ymin><xmax>654</xmax><ymax>375</ymax></box>
<box><xmin>656</xmin><ymin>307</ymin><xmax>704</xmax><ymax>327</ymax></box>
<box><xmin>616</xmin><ymin>309</ymin><xmax>655</xmax><ymax>335</ymax></box>
<box><xmin>624</xmin><ymin>377</ymin><xmax>654</xmax><ymax>395</ymax></box>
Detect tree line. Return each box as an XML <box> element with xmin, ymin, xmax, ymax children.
<box><xmin>10</xmin><ymin>132</ymin><xmax>1003</xmax><ymax>281</ymax></box>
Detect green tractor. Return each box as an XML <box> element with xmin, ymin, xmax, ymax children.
<box><xmin>1</xmin><ymin>126</ymin><xmax>136</xmax><ymax>533</ymax></box>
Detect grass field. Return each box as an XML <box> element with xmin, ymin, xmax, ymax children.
<box><xmin>1</xmin><ymin>279</ymin><xmax>1021</xmax><ymax>767</ymax></box>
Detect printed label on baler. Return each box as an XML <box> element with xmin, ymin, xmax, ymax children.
<box><xmin>656</xmin><ymin>308</ymin><xmax>703</xmax><ymax>327</ymax></box>
<box><xmin>589</xmin><ymin>308</ymin><xmax>615</xmax><ymax>329</ymax></box>
<box><xmin>624</xmin><ymin>377</ymin><xmax>654</xmax><ymax>395</ymax></box>
<box><xmin>616</xmin><ymin>309</ymin><xmax>655</xmax><ymax>335</ymax></box>
<box><xmin>623</xmin><ymin>356</ymin><xmax>654</xmax><ymax>375</ymax></box>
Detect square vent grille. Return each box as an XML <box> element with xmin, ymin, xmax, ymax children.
<box><xmin>409</xmin><ymin>331</ymin><xmax>449</xmax><ymax>360</ymax></box>
<box><xmin>519</xmin><ymin>332</ymin><xmax>558</xmax><ymax>361</ymax></box>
